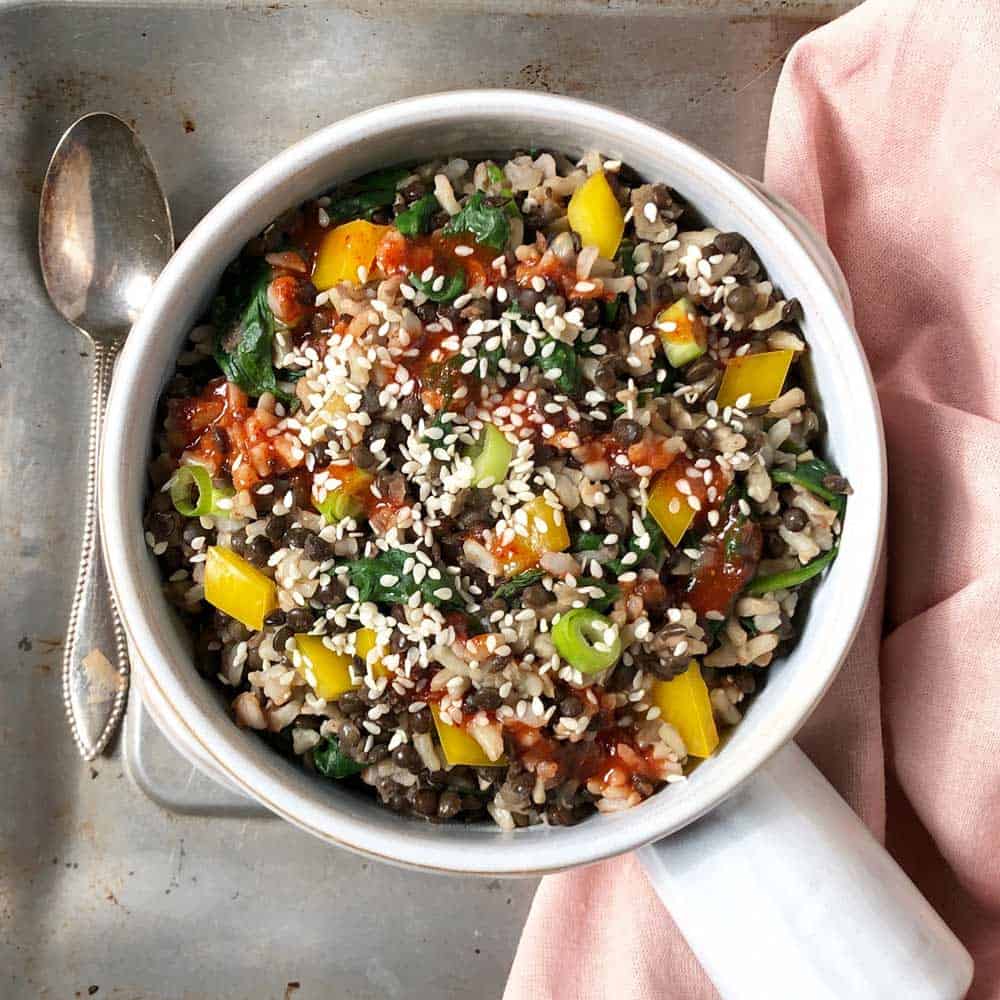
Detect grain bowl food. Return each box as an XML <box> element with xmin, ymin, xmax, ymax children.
<box><xmin>144</xmin><ymin>151</ymin><xmax>850</xmax><ymax>829</ymax></box>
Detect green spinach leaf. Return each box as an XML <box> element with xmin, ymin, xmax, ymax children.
<box><xmin>408</xmin><ymin>269</ymin><xmax>466</xmax><ymax>303</ymax></box>
<box><xmin>313</xmin><ymin>736</ymin><xmax>364</xmax><ymax>779</ymax></box>
<box><xmin>617</xmin><ymin>239</ymin><xmax>636</xmax><ymax>276</ymax></box>
<box><xmin>536</xmin><ymin>337</ymin><xmax>581</xmax><ymax>394</ymax></box>
<box><xmin>212</xmin><ymin>259</ymin><xmax>292</xmax><ymax>404</ymax></box>
<box><xmin>325</xmin><ymin>166</ymin><xmax>409</xmax><ymax>223</ymax></box>
<box><xmin>495</xmin><ymin>569</ymin><xmax>545</xmax><ymax>601</ymax></box>
<box><xmin>395</xmin><ymin>194</ymin><xmax>439</xmax><ymax>237</ymax></box>
<box><xmin>607</xmin><ymin>515</ymin><xmax>665</xmax><ymax>575</ymax></box>
<box><xmin>443</xmin><ymin>192</ymin><xmax>510</xmax><ymax>251</ymax></box>
<box><xmin>578</xmin><ymin>578</ymin><xmax>620</xmax><ymax>615</ymax></box>
<box><xmin>347</xmin><ymin>549</ymin><xmax>461</xmax><ymax>609</ymax></box>
<box><xmin>573</xmin><ymin>532</ymin><xmax>604</xmax><ymax>553</ymax></box>
<box><xmin>771</xmin><ymin>458</ymin><xmax>848</xmax><ymax>518</ymax></box>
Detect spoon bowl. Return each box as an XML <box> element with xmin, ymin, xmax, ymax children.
<box><xmin>39</xmin><ymin>112</ymin><xmax>173</xmax><ymax>759</ymax></box>
<box><xmin>40</xmin><ymin>112</ymin><xmax>173</xmax><ymax>341</ymax></box>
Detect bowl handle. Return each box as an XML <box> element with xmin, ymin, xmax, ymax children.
<box><xmin>638</xmin><ymin>741</ymin><xmax>973</xmax><ymax>999</ymax></box>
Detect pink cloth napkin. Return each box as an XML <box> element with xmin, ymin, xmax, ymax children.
<box><xmin>504</xmin><ymin>1</ymin><xmax>1000</xmax><ymax>996</ymax></box>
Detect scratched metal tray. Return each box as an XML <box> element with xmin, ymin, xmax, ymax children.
<box><xmin>0</xmin><ymin>1</ymin><xmax>854</xmax><ymax>997</ymax></box>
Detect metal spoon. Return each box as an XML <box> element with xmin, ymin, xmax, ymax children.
<box><xmin>39</xmin><ymin>113</ymin><xmax>174</xmax><ymax>760</ymax></box>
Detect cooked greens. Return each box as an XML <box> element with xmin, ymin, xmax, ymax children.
<box><xmin>395</xmin><ymin>194</ymin><xmax>439</xmax><ymax>237</ymax></box>
<box><xmin>212</xmin><ymin>260</ymin><xmax>292</xmax><ymax>404</ymax></box>
<box><xmin>442</xmin><ymin>191</ymin><xmax>510</xmax><ymax>250</ymax></box>
<box><xmin>535</xmin><ymin>337</ymin><xmax>581</xmax><ymax>394</ymax></box>
<box><xmin>408</xmin><ymin>269</ymin><xmax>466</xmax><ymax>303</ymax></box>
<box><xmin>325</xmin><ymin>166</ymin><xmax>409</xmax><ymax>224</ymax></box>
<box><xmin>313</xmin><ymin>736</ymin><xmax>364</xmax><ymax>779</ymax></box>
<box><xmin>347</xmin><ymin>549</ymin><xmax>460</xmax><ymax>609</ymax></box>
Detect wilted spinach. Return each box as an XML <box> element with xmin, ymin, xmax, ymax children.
<box><xmin>573</xmin><ymin>532</ymin><xmax>605</xmax><ymax>553</ymax></box>
<box><xmin>535</xmin><ymin>337</ymin><xmax>581</xmax><ymax>394</ymax></box>
<box><xmin>211</xmin><ymin>259</ymin><xmax>292</xmax><ymax>404</ymax></box>
<box><xmin>395</xmin><ymin>193</ymin><xmax>439</xmax><ymax>237</ymax></box>
<box><xmin>347</xmin><ymin>548</ymin><xmax>460</xmax><ymax>609</ymax></box>
<box><xmin>443</xmin><ymin>191</ymin><xmax>510</xmax><ymax>250</ymax></box>
<box><xmin>578</xmin><ymin>578</ymin><xmax>620</xmax><ymax>615</ymax></box>
<box><xmin>494</xmin><ymin>569</ymin><xmax>545</xmax><ymax>601</ymax></box>
<box><xmin>325</xmin><ymin>166</ymin><xmax>409</xmax><ymax>224</ymax></box>
<box><xmin>606</xmin><ymin>515</ymin><xmax>666</xmax><ymax>576</ymax></box>
<box><xmin>408</xmin><ymin>269</ymin><xmax>466</xmax><ymax>303</ymax></box>
<box><xmin>313</xmin><ymin>737</ymin><xmax>364</xmax><ymax>779</ymax></box>
<box><xmin>771</xmin><ymin>458</ymin><xmax>848</xmax><ymax>518</ymax></box>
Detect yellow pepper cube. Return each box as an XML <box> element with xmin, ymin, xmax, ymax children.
<box><xmin>204</xmin><ymin>546</ymin><xmax>278</xmax><ymax>630</ymax></box>
<box><xmin>355</xmin><ymin>627</ymin><xmax>389</xmax><ymax>680</ymax></box>
<box><xmin>567</xmin><ymin>171</ymin><xmax>625</xmax><ymax>260</ymax></box>
<box><xmin>312</xmin><ymin>220</ymin><xmax>390</xmax><ymax>291</ymax></box>
<box><xmin>716</xmin><ymin>349</ymin><xmax>795</xmax><ymax>410</ymax></box>
<box><xmin>295</xmin><ymin>634</ymin><xmax>356</xmax><ymax>701</ymax></box>
<box><xmin>493</xmin><ymin>496</ymin><xmax>570</xmax><ymax>577</ymax></box>
<box><xmin>651</xmin><ymin>660</ymin><xmax>719</xmax><ymax>759</ymax></box>
<box><xmin>647</xmin><ymin>470</ymin><xmax>697</xmax><ymax>547</ymax></box>
<box><xmin>431</xmin><ymin>705</ymin><xmax>506</xmax><ymax>768</ymax></box>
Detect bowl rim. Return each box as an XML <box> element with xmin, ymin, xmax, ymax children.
<box><xmin>100</xmin><ymin>89</ymin><xmax>886</xmax><ymax>875</ymax></box>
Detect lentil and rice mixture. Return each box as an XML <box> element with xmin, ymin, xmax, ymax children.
<box><xmin>145</xmin><ymin>151</ymin><xmax>850</xmax><ymax>828</ymax></box>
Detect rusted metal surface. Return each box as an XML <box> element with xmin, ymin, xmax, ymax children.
<box><xmin>0</xmin><ymin>2</ymin><xmax>852</xmax><ymax>996</ymax></box>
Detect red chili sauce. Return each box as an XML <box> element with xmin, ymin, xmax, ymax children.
<box><xmin>574</xmin><ymin>431</ymin><xmax>679</xmax><ymax>475</ymax></box>
<box><xmin>685</xmin><ymin>502</ymin><xmax>762</xmax><ymax>617</ymax></box>
<box><xmin>514</xmin><ymin>246</ymin><xmax>615</xmax><ymax>302</ymax></box>
<box><xmin>506</xmin><ymin>720</ymin><xmax>665</xmax><ymax>789</ymax></box>
<box><xmin>375</xmin><ymin>229</ymin><xmax>500</xmax><ymax>288</ymax></box>
<box><xmin>167</xmin><ymin>378</ymin><xmax>301</xmax><ymax>492</ymax></box>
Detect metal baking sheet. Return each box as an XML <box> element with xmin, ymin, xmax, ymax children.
<box><xmin>1</xmin><ymin>2</ymin><xmax>854</xmax><ymax>997</ymax></box>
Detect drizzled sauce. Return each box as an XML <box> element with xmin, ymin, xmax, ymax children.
<box><xmin>506</xmin><ymin>718</ymin><xmax>664</xmax><ymax>788</ymax></box>
<box><xmin>376</xmin><ymin>230</ymin><xmax>498</xmax><ymax>288</ymax></box>
<box><xmin>686</xmin><ymin>503</ymin><xmax>762</xmax><ymax>617</ymax></box>
<box><xmin>167</xmin><ymin>378</ymin><xmax>301</xmax><ymax>491</ymax></box>
<box><xmin>514</xmin><ymin>248</ymin><xmax>614</xmax><ymax>301</ymax></box>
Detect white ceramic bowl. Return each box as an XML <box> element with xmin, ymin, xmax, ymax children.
<box><xmin>102</xmin><ymin>89</ymin><xmax>882</xmax><ymax>871</ymax></box>
<box><xmin>101</xmin><ymin>92</ymin><xmax>977</xmax><ymax>999</ymax></box>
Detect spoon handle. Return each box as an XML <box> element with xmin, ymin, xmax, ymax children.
<box><xmin>63</xmin><ymin>340</ymin><xmax>130</xmax><ymax>760</ymax></box>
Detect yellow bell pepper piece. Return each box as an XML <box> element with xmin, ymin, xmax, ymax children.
<box><xmin>431</xmin><ymin>705</ymin><xmax>506</xmax><ymax>767</ymax></box>
<box><xmin>204</xmin><ymin>546</ymin><xmax>278</xmax><ymax>630</ymax></box>
<box><xmin>355</xmin><ymin>627</ymin><xmax>389</xmax><ymax>680</ymax></box>
<box><xmin>295</xmin><ymin>634</ymin><xmax>356</xmax><ymax>701</ymax></box>
<box><xmin>647</xmin><ymin>469</ymin><xmax>697</xmax><ymax>547</ymax></box>
<box><xmin>567</xmin><ymin>171</ymin><xmax>625</xmax><ymax>260</ymax></box>
<box><xmin>312</xmin><ymin>220</ymin><xmax>390</xmax><ymax>291</ymax></box>
<box><xmin>296</xmin><ymin>628</ymin><xmax>391</xmax><ymax>701</ymax></box>
<box><xmin>715</xmin><ymin>349</ymin><xmax>794</xmax><ymax>410</ymax></box>
<box><xmin>493</xmin><ymin>496</ymin><xmax>571</xmax><ymax>577</ymax></box>
<box><xmin>651</xmin><ymin>660</ymin><xmax>719</xmax><ymax>759</ymax></box>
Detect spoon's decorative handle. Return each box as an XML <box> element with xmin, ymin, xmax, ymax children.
<box><xmin>63</xmin><ymin>340</ymin><xmax>130</xmax><ymax>760</ymax></box>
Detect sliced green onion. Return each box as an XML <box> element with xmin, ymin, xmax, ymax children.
<box><xmin>465</xmin><ymin>422</ymin><xmax>513</xmax><ymax>487</ymax></box>
<box><xmin>552</xmin><ymin>608</ymin><xmax>622</xmax><ymax>675</ymax></box>
<box><xmin>170</xmin><ymin>464</ymin><xmax>234</xmax><ymax>518</ymax></box>
<box><xmin>744</xmin><ymin>546</ymin><xmax>838</xmax><ymax>596</ymax></box>
<box><xmin>314</xmin><ymin>489</ymin><xmax>364</xmax><ymax>524</ymax></box>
